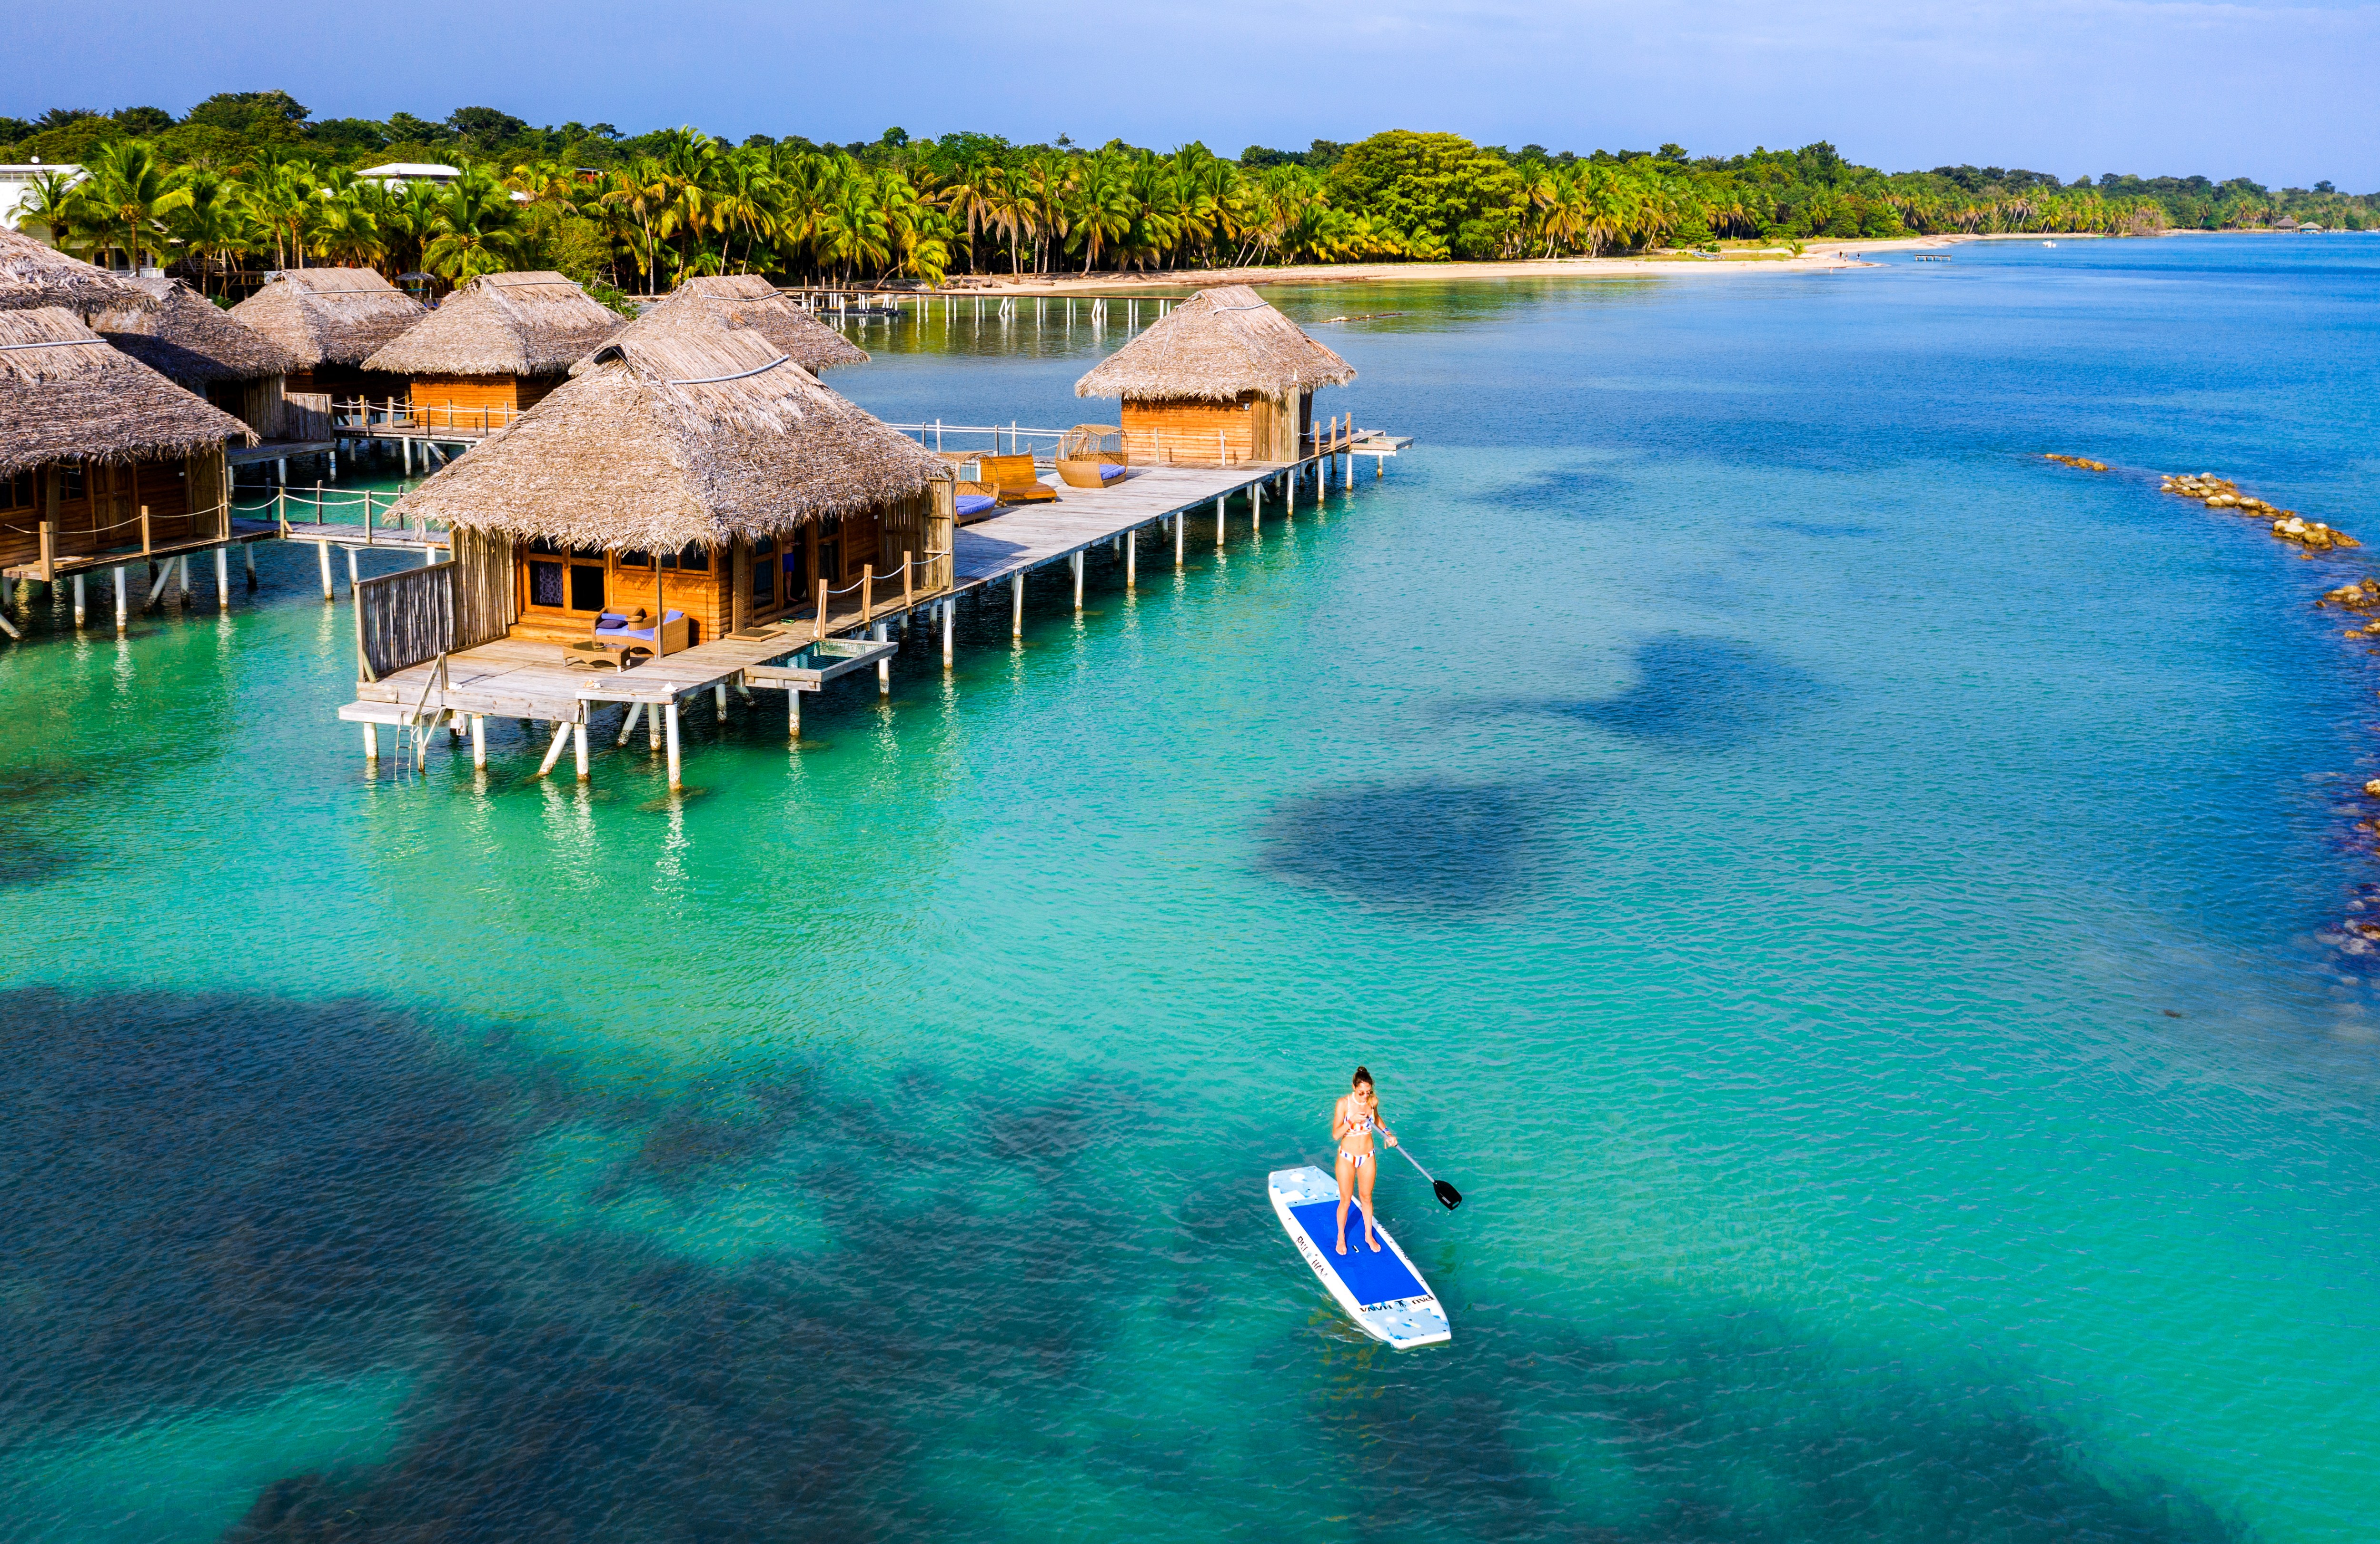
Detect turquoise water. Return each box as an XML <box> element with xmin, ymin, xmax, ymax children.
<box><xmin>6</xmin><ymin>236</ymin><xmax>2380</xmax><ymax>1541</ymax></box>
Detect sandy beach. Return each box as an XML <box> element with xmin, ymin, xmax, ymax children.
<box><xmin>936</xmin><ymin>231</ymin><xmax>2140</xmax><ymax>293</ymax></box>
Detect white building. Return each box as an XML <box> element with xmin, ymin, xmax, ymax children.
<box><xmin>0</xmin><ymin>162</ymin><xmax>86</xmax><ymax>233</ymax></box>
<box><xmin>356</xmin><ymin>162</ymin><xmax>461</xmax><ymax>189</ymax></box>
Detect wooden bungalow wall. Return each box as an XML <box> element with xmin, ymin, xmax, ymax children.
<box><xmin>0</xmin><ymin>447</ymin><xmax>227</xmax><ymax>570</ymax></box>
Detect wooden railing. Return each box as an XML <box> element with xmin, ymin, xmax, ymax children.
<box><xmin>329</xmin><ymin>398</ymin><xmax>526</xmax><ymax>436</ymax></box>
<box><xmin>355</xmin><ymin>562</ymin><xmax>455</xmax><ymax>683</ymax></box>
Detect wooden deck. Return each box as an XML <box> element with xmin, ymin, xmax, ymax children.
<box><xmin>336</xmin><ymin>444</ymin><xmax>1400</xmax><ymax>782</ymax></box>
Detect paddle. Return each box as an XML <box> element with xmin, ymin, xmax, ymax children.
<box><xmin>1390</xmin><ymin>1143</ymin><xmax>1463</xmax><ymax>1210</ymax></box>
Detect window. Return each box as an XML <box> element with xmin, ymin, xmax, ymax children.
<box><xmin>620</xmin><ymin>544</ymin><xmax>710</xmax><ymax>571</ymax></box>
<box><xmin>528</xmin><ymin>558</ymin><xmax>565</xmax><ymax>608</ymax></box>
<box><xmin>0</xmin><ymin>473</ymin><xmax>30</xmax><ymax>511</ymax></box>
<box><xmin>62</xmin><ymin>466</ymin><xmax>83</xmax><ymax>500</ymax></box>
<box><xmin>569</xmin><ymin>565</ymin><xmax>606</xmax><ymax>611</ymax></box>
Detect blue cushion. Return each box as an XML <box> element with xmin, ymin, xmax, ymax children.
<box><xmin>595</xmin><ymin>608</ymin><xmax>685</xmax><ymax>642</ymax></box>
<box><xmin>1098</xmin><ymin>464</ymin><xmax>1127</xmax><ymax>482</ymax></box>
<box><xmin>955</xmin><ymin>494</ymin><xmax>998</xmax><ymax>517</ymax></box>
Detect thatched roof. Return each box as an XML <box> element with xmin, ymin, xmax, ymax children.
<box><xmin>575</xmin><ymin>274</ymin><xmax>867</xmax><ymax>377</ymax></box>
<box><xmin>0</xmin><ymin>308</ymin><xmax>257</xmax><ymax>476</ymax></box>
<box><xmin>388</xmin><ymin>313</ymin><xmax>942</xmax><ymax>550</ymax></box>
<box><xmin>359</xmin><ymin>271</ymin><xmax>622</xmax><ymax>378</ymax></box>
<box><xmin>1075</xmin><ymin>284</ymin><xmax>1354</xmax><ymax>403</ymax></box>
<box><xmin>0</xmin><ymin>228</ymin><xmax>152</xmax><ymax>317</ymax></box>
<box><xmin>93</xmin><ymin>277</ymin><xmax>300</xmax><ymax>388</ymax></box>
<box><xmin>228</xmin><ymin>268</ymin><xmax>426</xmax><ymax>369</ymax></box>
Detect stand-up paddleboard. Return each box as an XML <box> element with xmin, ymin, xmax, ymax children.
<box><xmin>1269</xmin><ymin>1166</ymin><xmax>1450</xmax><ymax>1349</ymax></box>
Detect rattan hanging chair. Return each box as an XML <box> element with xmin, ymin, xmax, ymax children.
<box><xmin>1056</xmin><ymin>423</ymin><xmax>1130</xmax><ymax>488</ymax></box>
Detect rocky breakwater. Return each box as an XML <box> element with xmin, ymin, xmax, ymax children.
<box><xmin>2162</xmin><ymin>473</ymin><xmax>2359</xmax><ymax>551</ymax></box>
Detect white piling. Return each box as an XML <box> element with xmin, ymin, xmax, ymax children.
<box><xmin>113</xmin><ymin>566</ymin><xmax>126</xmax><ymax>633</ymax></box>
<box><xmin>573</xmin><ymin>722</ymin><xmax>589</xmax><ymax>780</ymax></box>
<box><xmin>346</xmin><ymin>548</ymin><xmax>359</xmax><ymax>597</ymax></box>
<box><xmin>942</xmin><ymin>599</ymin><xmax>954</xmax><ymax>668</ymax></box>
<box><xmin>71</xmin><ymin>572</ymin><xmax>85</xmax><ymax>628</ymax></box>
<box><xmin>1012</xmin><ymin>571</ymin><xmax>1024</xmax><ymax>640</ymax></box>
<box><xmin>215</xmin><ymin>546</ymin><xmax>229</xmax><ymax>610</ymax></box>
<box><xmin>471</xmin><ymin>714</ymin><xmax>487</xmax><ymax>768</ymax></box>
<box><xmin>874</xmin><ymin>622</ymin><xmax>891</xmax><ymax>695</ymax></box>
<box><xmin>1125</xmin><ymin>528</ymin><xmax>1136</xmax><ymax>588</ymax></box>
<box><xmin>1216</xmin><ymin>496</ymin><xmax>1226</xmax><ymax>548</ymax></box>
<box><xmin>1174</xmin><ymin>512</ymin><xmax>1184</xmax><ymax>567</ymax></box>
<box><xmin>317</xmin><ymin>542</ymin><xmax>333</xmax><ymax>600</ymax></box>
<box><xmin>714</xmin><ymin>684</ymin><xmax>728</xmax><ymax>722</ymax></box>
<box><xmin>664</xmin><ymin>701</ymin><xmax>683</xmax><ymax>789</ymax></box>
<box><xmin>617</xmin><ymin>701</ymin><xmax>645</xmax><ymax>746</ymax></box>
<box><xmin>1071</xmin><ymin>550</ymin><xmax>1084</xmax><ymax>610</ymax></box>
<box><xmin>243</xmin><ymin>542</ymin><xmax>257</xmax><ymax>587</ymax></box>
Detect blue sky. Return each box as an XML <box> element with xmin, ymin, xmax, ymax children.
<box><xmin>15</xmin><ymin>0</ymin><xmax>2379</xmax><ymax>187</ymax></box>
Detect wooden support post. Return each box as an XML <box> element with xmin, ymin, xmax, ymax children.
<box><xmin>139</xmin><ymin>505</ymin><xmax>151</xmax><ymax>554</ymax></box>
<box><xmin>617</xmin><ymin>701</ymin><xmax>645</xmax><ymax>746</ymax></box>
<box><xmin>71</xmin><ymin>572</ymin><xmax>84</xmax><ymax>628</ymax></box>
<box><xmin>346</xmin><ymin>548</ymin><xmax>359</xmax><ymax>597</ymax></box>
<box><xmin>1125</xmin><ymin>527</ymin><xmax>1136</xmax><ymax>588</ymax></box>
<box><xmin>649</xmin><ymin>698</ymin><xmax>663</xmax><ymax>749</ymax></box>
<box><xmin>215</xmin><ymin>545</ymin><xmax>229</xmax><ymax>610</ymax></box>
<box><xmin>788</xmin><ymin>684</ymin><xmax>802</xmax><ymax>738</ymax></box>
<box><xmin>902</xmin><ymin>550</ymin><xmax>913</xmax><ymax>612</ymax></box>
<box><xmin>861</xmin><ymin>565</ymin><xmax>874</xmax><ymax>624</ymax></box>
<box><xmin>177</xmin><ymin>553</ymin><xmax>191</xmax><ymax>608</ymax></box>
<box><xmin>875</xmin><ymin>622</ymin><xmax>891</xmax><ymax>695</ymax></box>
<box><xmin>1288</xmin><ymin>466</ymin><xmax>1297</xmax><ymax>515</ymax></box>
<box><xmin>815</xmin><ymin>578</ymin><xmax>829</xmax><ymax>640</ymax></box>
<box><xmin>942</xmin><ymin>598</ymin><xmax>954</xmax><ymax>667</ymax></box>
<box><xmin>1174</xmin><ymin>511</ymin><xmax>1184</xmax><ymax>567</ymax></box>
<box><xmin>573</xmin><ymin>722</ymin><xmax>590</xmax><ymax>781</ymax></box>
<box><xmin>536</xmin><ymin>720</ymin><xmax>571</xmax><ymax>776</ymax></box>
<box><xmin>1215</xmin><ymin>496</ymin><xmax>1226</xmax><ymax>548</ymax></box>
<box><xmin>471</xmin><ymin>714</ymin><xmax>486</xmax><ymax>768</ymax></box>
<box><xmin>38</xmin><ymin>521</ymin><xmax>54</xmax><ymax>582</ymax></box>
<box><xmin>714</xmin><ymin>684</ymin><xmax>728</xmax><ymax>722</ymax></box>
<box><xmin>1012</xmin><ymin>570</ymin><xmax>1024</xmax><ymax>640</ymax></box>
<box><xmin>317</xmin><ymin>542</ymin><xmax>333</xmax><ymax>600</ymax></box>
<box><xmin>1252</xmin><ymin>481</ymin><xmax>1262</xmax><ymax>535</ymax></box>
<box><xmin>243</xmin><ymin>542</ymin><xmax>256</xmax><ymax>588</ymax></box>
<box><xmin>363</xmin><ymin>723</ymin><xmax>378</xmax><ymax>762</ymax></box>
<box><xmin>114</xmin><ymin>566</ymin><xmax>127</xmax><ymax>634</ymax></box>
<box><xmin>276</xmin><ymin>458</ymin><xmax>287</xmax><ymax>485</ymax></box>
<box><xmin>1071</xmin><ymin>550</ymin><xmax>1084</xmax><ymax>610</ymax></box>
<box><xmin>664</xmin><ymin>701</ymin><xmax>683</xmax><ymax>789</ymax></box>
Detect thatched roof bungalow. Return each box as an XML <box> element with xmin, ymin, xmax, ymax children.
<box><xmin>228</xmin><ymin>267</ymin><xmax>426</xmax><ymax>399</ymax></box>
<box><xmin>0</xmin><ymin>227</ymin><xmax>152</xmax><ymax>319</ymax></box>
<box><xmin>0</xmin><ymin>308</ymin><xmax>254</xmax><ymax>578</ymax></box>
<box><xmin>1074</xmin><ymin>284</ymin><xmax>1353</xmax><ymax>466</ymax></box>
<box><xmin>576</xmin><ymin>275</ymin><xmax>867</xmax><ymax>378</ymax></box>
<box><xmin>93</xmin><ymin>276</ymin><xmax>300</xmax><ymax>438</ymax></box>
<box><xmin>359</xmin><ymin>271</ymin><xmax>624</xmax><ymax>432</ymax></box>
<box><xmin>389</xmin><ymin>306</ymin><xmax>949</xmax><ymax>646</ymax></box>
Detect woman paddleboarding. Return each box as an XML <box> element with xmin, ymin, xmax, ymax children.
<box><xmin>1332</xmin><ymin>1066</ymin><xmax>1398</xmax><ymax>1255</ymax></box>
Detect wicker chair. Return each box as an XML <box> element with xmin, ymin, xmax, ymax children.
<box><xmin>974</xmin><ymin>453</ymin><xmax>1059</xmax><ymax>505</ymax></box>
<box><xmin>1056</xmin><ymin>424</ymin><xmax>1130</xmax><ymax>489</ymax></box>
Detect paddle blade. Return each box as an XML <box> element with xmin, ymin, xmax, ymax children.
<box><xmin>1434</xmin><ymin>1179</ymin><xmax>1463</xmax><ymax>1211</ymax></box>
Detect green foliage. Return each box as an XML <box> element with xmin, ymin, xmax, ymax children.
<box><xmin>1328</xmin><ymin>131</ymin><xmax>1523</xmax><ymax>257</ymax></box>
<box><xmin>183</xmin><ymin>90</ymin><xmax>307</xmax><ymax>138</ymax></box>
<box><xmin>111</xmin><ymin>106</ymin><xmax>175</xmax><ymax>136</ymax></box>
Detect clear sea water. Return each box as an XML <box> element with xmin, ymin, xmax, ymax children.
<box><xmin>4</xmin><ymin>236</ymin><xmax>2379</xmax><ymax>1543</ymax></box>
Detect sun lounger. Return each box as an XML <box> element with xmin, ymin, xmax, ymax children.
<box><xmin>977</xmin><ymin>454</ymin><xmax>1058</xmax><ymax>505</ymax></box>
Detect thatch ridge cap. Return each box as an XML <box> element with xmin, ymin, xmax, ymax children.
<box><xmin>1074</xmin><ymin>283</ymin><xmax>1354</xmax><ymax>403</ymax></box>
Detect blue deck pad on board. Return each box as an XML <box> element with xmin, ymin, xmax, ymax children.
<box><xmin>1288</xmin><ymin>1199</ymin><xmax>1426</xmax><ymax>1306</ymax></box>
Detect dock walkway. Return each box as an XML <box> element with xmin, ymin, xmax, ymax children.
<box><xmin>340</xmin><ymin>435</ymin><xmax>1408</xmax><ymax>786</ymax></box>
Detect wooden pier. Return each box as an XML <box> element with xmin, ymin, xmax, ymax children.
<box><xmin>337</xmin><ymin>433</ymin><xmax>1406</xmax><ymax>789</ymax></box>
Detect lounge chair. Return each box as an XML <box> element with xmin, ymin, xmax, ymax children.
<box><xmin>583</xmin><ymin>608</ymin><xmax>693</xmax><ymax>664</ymax></box>
<box><xmin>976</xmin><ymin>454</ymin><xmax>1059</xmax><ymax>505</ymax></box>
<box><xmin>954</xmin><ymin>491</ymin><xmax>1001</xmax><ymax>524</ymax></box>
<box><xmin>1056</xmin><ymin>424</ymin><xmax>1130</xmax><ymax>488</ymax></box>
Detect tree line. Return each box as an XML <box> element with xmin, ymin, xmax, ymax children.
<box><xmin>6</xmin><ymin>92</ymin><xmax>2372</xmax><ymax>298</ymax></box>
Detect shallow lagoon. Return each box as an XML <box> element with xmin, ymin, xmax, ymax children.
<box><xmin>4</xmin><ymin>237</ymin><xmax>2379</xmax><ymax>1541</ymax></box>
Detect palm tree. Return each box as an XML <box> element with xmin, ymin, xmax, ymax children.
<box><xmin>423</xmin><ymin>167</ymin><xmax>522</xmax><ymax>284</ymax></box>
<box><xmin>163</xmin><ymin>168</ymin><xmax>249</xmax><ymax>293</ymax></box>
<box><xmin>81</xmin><ymin>139</ymin><xmax>178</xmax><ymax>272</ymax></box>
<box><xmin>597</xmin><ymin>160</ymin><xmax>674</xmax><ymax>290</ymax></box>
<box><xmin>1069</xmin><ymin>152</ymin><xmax>1134</xmax><ymax>273</ymax></box>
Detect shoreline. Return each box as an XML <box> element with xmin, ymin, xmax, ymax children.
<box><xmin>942</xmin><ymin>228</ymin><xmax>2338</xmax><ymax>295</ymax></box>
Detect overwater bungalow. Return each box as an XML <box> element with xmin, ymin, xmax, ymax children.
<box><xmin>228</xmin><ymin>268</ymin><xmax>426</xmax><ymax>404</ymax></box>
<box><xmin>1074</xmin><ymin>284</ymin><xmax>1353</xmax><ymax>466</ymax></box>
<box><xmin>387</xmin><ymin>297</ymin><xmax>950</xmax><ymax>649</ymax></box>
<box><xmin>358</xmin><ymin>271</ymin><xmax>623</xmax><ymax>432</ymax></box>
<box><xmin>0</xmin><ymin>226</ymin><xmax>151</xmax><ymax>319</ymax></box>
<box><xmin>0</xmin><ymin>308</ymin><xmax>255</xmax><ymax>608</ymax></box>
<box><xmin>91</xmin><ymin>276</ymin><xmax>300</xmax><ymax>439</ymax></box>
<box><xmin>585</xmin><ymin>274</ymin><xmax>868</xmax><ymax>377</ymax></box>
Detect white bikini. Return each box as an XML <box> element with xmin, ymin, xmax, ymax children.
<box><xmin>1339</xmin><ymin>1101</ymin><xmax>1378</xmax><ymax>1168</ymax></box>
